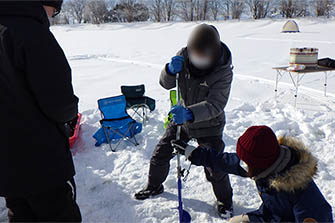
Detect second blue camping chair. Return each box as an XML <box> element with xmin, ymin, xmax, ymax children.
<box><xmin>93</xmin><ymin>95</ymin><xmax>142</xmax><ymax>152</ymax></box>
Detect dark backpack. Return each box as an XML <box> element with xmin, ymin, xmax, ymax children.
<box><xmin>318</xmin><ymin>58</ymin><xmax>335</xmax><ymax>68</ymax></box>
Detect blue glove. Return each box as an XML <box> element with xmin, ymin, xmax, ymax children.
<box><xmin>167</xmin><ymin>56</ymin><xmax>184</xmax><ymax>75</ymax></box>
<box><xmin>170</xmin><ymin>105</ymin><xmax>193</xmax><ymax>125</ymax></box>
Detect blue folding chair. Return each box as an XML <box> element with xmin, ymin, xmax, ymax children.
<box><xmin>93</xmin><ymin>95</ymin><xmax>142</xmax><ymax>152</ymax></box>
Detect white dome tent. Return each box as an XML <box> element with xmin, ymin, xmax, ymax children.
<box><xmin>282</xmin><ymin>20</ymin><xmax>300</xmax><ymax>33</ymax></box>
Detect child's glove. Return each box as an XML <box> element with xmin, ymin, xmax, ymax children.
<box><xmin>171</xmin><ymin>139</ymin><xmax>197</xmax><ymax>160</ymax></box>
<box><xmin>169</xmin><ymin>105</ymin><xmax>193</xmax><ymax>125</ymax></box>
<box><xmin>167</xmin><ymin>56</ymin><xmax>184</xmax><ymax>75</ymax></box>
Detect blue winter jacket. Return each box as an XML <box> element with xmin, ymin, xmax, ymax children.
<box><xmin>189</xmin><ymin>136</ymin><xmax>333</xmax><ymax>222</ymax></box>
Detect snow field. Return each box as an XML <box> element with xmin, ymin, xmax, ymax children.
<box><xmin>1</xmin><ymin>19</ymin><xmax>334</xmax><ymax>222</ymax></box>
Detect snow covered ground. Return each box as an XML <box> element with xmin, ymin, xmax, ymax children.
<box><xmin>1</xmin><ymin>19</ymin><xmax>335</xmax><ymax>222</ymax></box>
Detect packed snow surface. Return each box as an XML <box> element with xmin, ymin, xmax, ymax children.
<box><xmin>1</xmin><ymin>19</ymin><xmax>334</xmax><ymax>222</ymax></box>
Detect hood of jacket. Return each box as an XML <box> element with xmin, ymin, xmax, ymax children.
<box><xmin>184</xmin><ymin>42</ymin><xmax>232</xmax><ymax>78</ymax></box>
<box><xmin>256</xmin><ymin>136</ymin><xmax>318</xmax><ymax>193</ymax></box>
<box><xmin>0</xmin><ymin>1</ymin><xmax>50</xmax><ymax>28</ymax></box>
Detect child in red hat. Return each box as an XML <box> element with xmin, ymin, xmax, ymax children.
<box><xmin>172</xmin><ymin>125</ymin><xmax>333</xmax><ymax>222</ymax></box>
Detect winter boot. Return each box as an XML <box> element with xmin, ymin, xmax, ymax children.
<box><xmin>217</xmin><ymin>201</ymin><xmax>233</xmax><ymax>219</ymax></box>
<box><xmin>134</xmin><ymin>184</ymin><xmax>164</xmax><ymax>200</ymax></box>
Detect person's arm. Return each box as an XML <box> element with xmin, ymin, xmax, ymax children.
<box><xmin>159</xmin><ymin>49</ymin><xmax>185</xmax><ymax>90</ymax></box>
<box><xmin>159</xmin><ymin>64</ymin><xmax>177</xmax><ymax>90</ymax></box>
<box><xmin>293</xmin><ymin>182</ymin><xmax>333</xmax><ymax>222</ymax></box>
<box><xmin>171</xmin><ymin>140</ymin><xmax>247</xmax><ymax>176</ymax></box>
<box><xmin>188</xmin><ymin>68</ymin><xmax>233</xmax><ymax>123</ymax></box>
<box><xmin>189</xmin><ymin>147</ymin><xmax>247</xmax><ymax>177</ymax></box>
<box><xmin>23</xmin><ymin>25</ymin><xmax>78</xmax><ymax>123</ymax></box>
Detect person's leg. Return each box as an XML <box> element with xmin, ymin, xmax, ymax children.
<box><xmin>229</xmin><ymin>214</ymin><xmax>250</xmax><ymax>223</ymax></box>
<box><xmin>197</xmin><ymin>136</ymin><xmax>233</xmax><ymax>207</ymax></box>
<box><xmin>148</xmin><ymin>123</ymin><xmax>190</xmax><ymax>187</ymax></box>
<box><xmin>135</xmin><ymin>123</ymin><xmax>190</xmax><ymax>200</ymax></box>
<box><xmin>5</xmin><ymin>197</ymin><xmax>37</xmax><ymax>222</ymax></box>
<box><xmin>27</xmin><ymin>178</ymin><xmax>82</xmax><ymax>222</ymax></box>
<box><xmin>204</xmin><ymin>169</ymin><xmax>233</xmax><ymax>206</ymax></box>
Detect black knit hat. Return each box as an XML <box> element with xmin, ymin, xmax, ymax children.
<box><xmin>187</xmin><ymin>24</ymin><xmax>221</xmax><ymax>58</ymax></box>
<box><xmin>41</xmin><ymin>0</ymin><xmax>63</xmax><ymax>16</ymax></box>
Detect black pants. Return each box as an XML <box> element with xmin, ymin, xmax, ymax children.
<box><xmin>5</xmin><ymin>179</ymin><xmax>82</xmax><ymax>222</ymax></box>
<box><xmin>149</xmin><ymin>123</ymin><xmax>233</xmax><ymax>207</ymax></box>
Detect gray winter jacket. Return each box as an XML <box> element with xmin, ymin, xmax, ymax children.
<box><xmin>159</xmin><ymin>42</ymin><xmax>233</xmax><ymax>138</ymax></box>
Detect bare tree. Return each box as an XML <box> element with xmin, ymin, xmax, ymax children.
<box><xmin>247</xmin><ymin>0</ymin><xmax>273</xmax><ymax>19</ymax></box>
<box><xmin>194</xmin><ymin>0</ymin><xmax>203</xmax><ymax>20</ymax></box>
<box><xmin>150</xmin><ymin>0</ymin><xmax>164</xmax><ymax>22</ymax></box>
<box><xmin>231</xmin><ymin>0</ymin><xmax>244</xmax><ymax>19</ymax></box>
<box><xmin>178</xmin><ymin>0</ymin><xmax>195</xmax><ymax>21</ymax></box>
<box><xmin>113</xmin><ymin>0</ymin><xmax>136</xmax><ymax>22</ymax></box>
<box><xmin>300</xmin><ymin>0</ymin><xmax>309</xmax><ymax>17</ymax></box>
<box><xmin>218</xmin><ymin>0</ymin><xmax>244</xmax><ymax>20</ymax></box>
<box><xmin>209</xmin><ymin>0</ymin><xmax>222</xmax><ymax>20</ymax></box>
<box><xmin>113</xmin><ymin>0</ymin><xmax>149</xmax><ymax>22</ymax></box>
<box><xmin>133</xmin><ymin>3</ymin><xmax>150</xmax><ymax>21</ymax></box>
<box><xmin>280</xmin><ymin>0</ymin><xmax>308</xmax><ymax>18</ymax></box>
<box><xmin>199</xmin><ymin>0</ymin><xmax>210</xmax><ymax>20</ymax></box>
<box><xmin>65</xmin><ymin>0</ymin><xmax>86</xmax><ymax>23</ymax></box>
<box><xmin>314</xmin><ymin>0</ymin><xmax>334</xmax><ymax>17</ymax></box>
<box><xmin>85</xmin><ymin>0</ymin><xmax>111</xmax><ymax>24</ymax></box>
<box><xmin>163</xmin><ymin>0</ymin><xmax>176</xmax><ymax>21</ymax></box>
<box><xmin>221</xmin><ymin>0</ymin><xmax>231</xmax><ymax>20</ymax></box>
<box><xmin>180</xmin><ymin>0</ymin><xmax>218</xmax><ymax>21</ymax></box>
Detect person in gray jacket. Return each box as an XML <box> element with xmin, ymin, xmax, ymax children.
<box><xmin>135</xmin><ymin>24</ymin><xmax>234</xmax><ymax>218</ymax></box>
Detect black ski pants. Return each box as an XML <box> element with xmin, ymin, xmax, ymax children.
<box><xmin>4</xmin><ymin>178</ymin><xmax>82</xmax><ymax>222</ymax></box>
<box><xmin>148</xmin><ymin>122</ymin><xmax>233</xmax><ymax>207</ymax></box>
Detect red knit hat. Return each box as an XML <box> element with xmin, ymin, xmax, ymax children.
<box><xmin>236</xmin><ymin>126</ymin><xmax>280</xmax><ymax>170</ymax></box>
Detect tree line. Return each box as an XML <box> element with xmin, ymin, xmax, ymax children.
<box><xmin>52</xmin><ymin>0</ymin><xmax>335</xmax><ymax>24</ymax></box>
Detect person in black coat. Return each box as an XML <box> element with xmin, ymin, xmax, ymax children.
<box><xmin>0</xmin><ymin>1</ymin><xmax>81</xmax><ymax>222</ymax></box>
<box><xmin>172</xmin><ymin>126</ymin><xmax>333</xmax><ymax>222</ymax></box>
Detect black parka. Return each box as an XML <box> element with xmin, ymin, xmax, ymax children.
<box><xmin>0</xmin><ymin>2</ymin><xmax>79</xmax><ymax>197</ymax></box>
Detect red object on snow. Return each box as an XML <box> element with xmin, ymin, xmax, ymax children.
<box><xmin>69</xmin><ymin>113</ymin><xmax>82</xmax><ymax>149</ymax></box>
